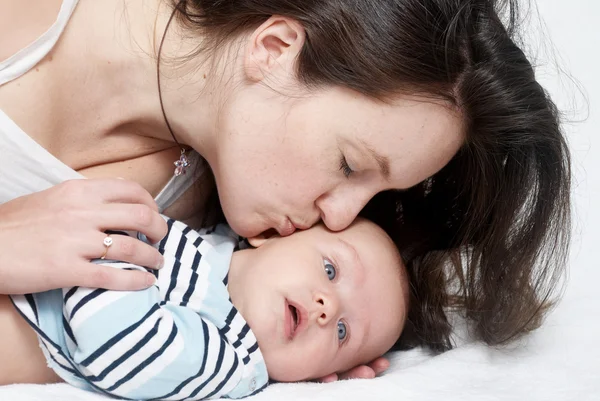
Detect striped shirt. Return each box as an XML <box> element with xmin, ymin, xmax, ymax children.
<box><xmin>10</xmin><ymin>218</ymin><xmax>269</xmax><ymax>400</ymax></box>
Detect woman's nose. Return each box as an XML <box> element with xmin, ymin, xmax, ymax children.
<box><xmin>315</xmin><ymin>188</ymin><xmax>372</xmax><ymax>232</ymax></box>
<box><xmin>314</xmin><ymin>292</ymin><xmax>340</xmax><ymax>327</ymax></box>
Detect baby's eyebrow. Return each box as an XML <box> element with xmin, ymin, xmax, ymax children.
<box><xmin>337</xmin><ymin>238</ymin><xmax>365</xmax><ymax>283</ymax></box>
<box><xmin>336</xmin><ymin>239</ymin><xmax>372</xmax><ymax>358</ymax></box>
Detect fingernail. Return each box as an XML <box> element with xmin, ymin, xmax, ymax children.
<box><xmin>156</xmin><ymin>257</ymin><xmax>164</xmax><ymax>270</ymax></box>
<box><xmin>146</xmin><ymin>274</ymin><xmax>157</xmax><ymax>286</ymax></box>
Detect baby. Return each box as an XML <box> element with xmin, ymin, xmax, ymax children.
<box><xmin>1</xmin><ymin>217</ymin><xmax>408</xmax><ymax>400</ymax></box>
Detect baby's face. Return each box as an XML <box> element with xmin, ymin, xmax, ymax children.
<box><xmin>228</xmin><ymin>219</ymin><xmax>407</xmax><ymax>382</ymax></box>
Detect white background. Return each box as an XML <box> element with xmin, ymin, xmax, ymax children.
<box><xmin>0</xmin><ymin>0</ymin><xmax>598</xmax><ymax>400</ymax></box>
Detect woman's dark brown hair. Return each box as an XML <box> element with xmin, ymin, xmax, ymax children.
<box><xmin>170</xmin><ymin>0</ymin><xmax>571</xmax><ymax>352</ymax></box>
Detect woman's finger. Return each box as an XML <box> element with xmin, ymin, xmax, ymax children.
<box><xmin>337</xmin><ymin>365</ymin><xmax>376</xmax><ymax>381</ymax></box>
<box><xmin>94</xmin><ymin>204</ymin><xmax>168</xmax><ymax>244</ymax></box>
<box><xmin>90</xmin><ymin>232</ymin><xmax>164</xmax><ymax>270</ymax></box>
<box><xmin>76</xmin><ymin>178</ymin><xmax>158</xmax><ymax>212</ymax></box>
<box><xmin>367</xmin><ymin>357</ymin><xmax>390</xmax><ymax>375</ymax></box>
<box><xmin>316</xmin><ymin>373</ymin><xmax>338</xmax><ymax>383</ymax></box>
<box><xmin>73</xmin><ymin>262</ymin><xmax>157</xmax><ymax>291</ymax></box>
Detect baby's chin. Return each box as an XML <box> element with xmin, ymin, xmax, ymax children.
<box><xmin>264</xmin><ymin>358</ymin><xmax>347</xmax><ymax>383</ymax></box>
<box><xmin>262</xmin><ymin>356</ymin><xmax>321</xmax><ymax>383</ymax></box>
<box><xmin>266</xmin><ymin>369</ymin><xmax>319</xmax><ymax>383</ymax></box>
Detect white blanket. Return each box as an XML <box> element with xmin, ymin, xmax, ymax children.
<box><xmin>1</xmin><ymin>0</ymin><xmax>598</xmax><ymax>400</ymax></box>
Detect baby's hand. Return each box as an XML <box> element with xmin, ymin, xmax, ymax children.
<box><xmin>318</xmin><ymin>357</ymin><xmax>390</xmax><ymax>383</ymax></box>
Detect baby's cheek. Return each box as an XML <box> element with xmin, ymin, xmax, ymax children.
<box><xmin>296</xmin><ymin>339</ymin><xmax>338</xmax><ymax>381</ymax></box>
<box><xmin>265</xmin><ymin>340</ymin><xmax>332</xmax><ymax>382</ymax></box>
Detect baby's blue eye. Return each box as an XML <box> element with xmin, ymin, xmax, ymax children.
<box><xmin>324</xmin><ymin>259</ymin><xmax>336</xmax><ymax>280</ymax></box>
<box><xmin>337</xmin><ymin>321</ymin><xmax>347</xmax><ymax>341</ymax></box>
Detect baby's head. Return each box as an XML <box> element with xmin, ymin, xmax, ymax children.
<box><xmin>228</xmin><ymin>218</ymin><xmax>408</xmax><ymax>382</ymax></box>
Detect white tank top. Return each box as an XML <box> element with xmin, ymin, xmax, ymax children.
<box><xmin>0</xmin><ymin>0</ymin><xmax>203</xmax><ymax>211</ymax></box>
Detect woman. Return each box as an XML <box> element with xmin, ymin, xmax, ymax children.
<box><xmin>0</xmin><ymin>0</ymin><xmax>570</xmax><ymax>376</ymax></box>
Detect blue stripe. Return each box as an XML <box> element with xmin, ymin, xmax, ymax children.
<box><xmin>164</xmin><ymin>259</ymin><xmax>182</xmax><ymax>302</ymax></box>
<box><xmin>158</xmin><ymin>219</ymin><xmax>175</xmax><ymax>252</ymax></box>
<box><xmin>149</xmin><ymin>319</ymin><xmax>211</xmax><ymax>401</ymax></box>
<box><xmin>193</xmin><ymin>236</ymin><xmax>203</xmax><ymax>248</ymax></box>
<box><xmin>237</xmin><ymin>324</ymin><xmax>250</xmax><ymax>341</ymax></box>
<box><xmin>63</xmin><ymin>287</ymin><xmax>79</xmax><ymax>305</ymax></box>
<box><xmin>24</xmin><ymin>294</ymin><xmax>39</xmax><ymax>324</ymax></box>
<box><xmin>80</xmin><ymin>304</ymin><xmax>160</xmax><ymax>367</ymax></box>
<box><xmin>242</xmin><ymin>355</ymin><xmax>250</xmax><ymax>365</ymax></box>
<box><xmin>247</xmin><ymin>342</ymin><xmax>259</xmax><ymax>354</ymax></box>
<box><xmin>188</xmin><ymin>336</ymin><xmax>227</xmax><ymax>399</ymax></box>
<box><xmin>63</xmin><ymin>314</ymin><xmax>78</xmax><ymax>347</ymax></box>
<box><xmin>181</xmin><ymin>252</ymin><xmax>201</xmax><ymax>307</ymax></box>
<box><xmin>220</xmin><ymin>308</ymin><xmax>236</xmax><ymax>335</ymax></box>
<box><xmin>10</xmin><ymin>295</ymin><xmax>135</xmax><ymax>400</ymax></box>
<box><xmin>40</xmin><ymin>340</ymin><xmax>79</xmax><ymax>376</ymax></box>
<box><xmin>164</xmin><ymin>230</ymin><xmax>187</xmax><ymax>302</ymax></box>
<box><xmin>87</xmin><ymin>319</ymin><xmax>161</xmax><ymax>382</ymax></box>
<box><xmin>181</xmin><ymin>225</ymin><xmax>192</xmax><ymax>236</ymax></box>
<box><xmin>204</xmin><ymin>354</ymin><xmax>239</xmax><ymax>399</ymax></box>
<box><xmin>69</xmin><ymin>288</ymin><xmax>107</xmax><ymax>319</ymax></box>
<box><xmin>9</xmin><ymin>298</ymin><xmax>77</xmax><ymax>376</ymax></box>
<box><xmin>106</xmin><ymin>324</ymin><xmax>179</xmax><ymax>392</ymax></box>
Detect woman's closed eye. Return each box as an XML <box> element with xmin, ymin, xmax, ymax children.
<box><xmin>339</xmin><ymin>154</ymin><xmax>354</xmax><ymax>178</ymax></box>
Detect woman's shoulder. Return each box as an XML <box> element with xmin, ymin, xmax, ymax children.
<box><xmin>0</xmin><ymin>0</ymin><xmax>68</xmax><ymax>64</ymax></box>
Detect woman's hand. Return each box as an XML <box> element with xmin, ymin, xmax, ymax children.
<box><xmin>318</xmin><ymin>357</ymin><xmax>390</xmax><ymax>383</ymax></box>
<box><xmin>0</xmin><ymin>179</ymin><xmax>168</xmax><ymax>294</ymax></box>
<box><xmin>318</xmin><ymin>357</ymin><xmax>390</xmax><ymax>382</ymax></box>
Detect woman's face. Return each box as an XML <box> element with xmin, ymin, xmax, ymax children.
<box><xmin>210</xmin><ymin>85</ymin><xmax>464</xmax><ymax>238</ymax></box>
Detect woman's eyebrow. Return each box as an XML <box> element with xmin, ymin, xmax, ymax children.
<box><xmin>359</xmin><ymin>140</ymin><xmax>390</xmax><ymax>180</ymax></box>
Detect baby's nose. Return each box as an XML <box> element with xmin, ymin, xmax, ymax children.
<box><xmin>314</xmin><ymin>292</ymin><xmax>340</xmax><ymax>326</ymax></box>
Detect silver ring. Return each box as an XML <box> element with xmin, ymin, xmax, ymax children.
<box><xmin>100</xmin><ymin>235</ymin><xmax>113</xmax><ymax>260</ymax></box>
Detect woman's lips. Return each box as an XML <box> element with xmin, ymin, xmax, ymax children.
<box><xmin>277</xmin><ymin>218</ymin><xmax>296</xmax><ymax>236</ymax></box>
<box><xmin>276</xmin><ymin>217</ymin><xmax>313</xmax><ymax>237</ymax></box>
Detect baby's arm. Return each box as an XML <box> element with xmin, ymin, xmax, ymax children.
<box><xmin>62</xmin><ymin>263</ymin><xmax>231</xmax><ymax>400</ymax></box>
<box><xmin>61</xmin><ymin>224</ymin><xmax>262</xmax><ymax>400</ymax></box>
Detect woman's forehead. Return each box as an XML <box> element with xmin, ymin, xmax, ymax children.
<box><xmin>337</xmin><ymin>98</ymin><xmax>464</xmax><ymax>188</ymax></box>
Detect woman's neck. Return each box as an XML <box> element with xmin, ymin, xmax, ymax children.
<box><xmin>48</xmin><ymin>0</ymin><xmax>221</xmax><ymax>158</ymax></box>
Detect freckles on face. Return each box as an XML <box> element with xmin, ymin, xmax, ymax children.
<box><xmin>212</xmin><ymin>84</ymin><xmax>464</xmax><ymax>237</ymax></box>
<box><xmin>212</xmin><ymin>92</ymin><xmax>343</xmax><ymax>236</ymax></box>
<box><xmin>339</xmin><ymin>95</ymin><xmax>464</xmax><ymax>189</ymax></box>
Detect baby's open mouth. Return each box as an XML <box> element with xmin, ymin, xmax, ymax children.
<box><xmin>286</xmin><ymin>300</ymin><xmax>304</xmax><ymax>340</ymax></box>
<box><xmin>289</xmin><ymin>304</ymin><xmax>299</xmax><ymax>333</ymax></box>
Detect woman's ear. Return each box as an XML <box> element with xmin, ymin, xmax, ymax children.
<box><xmin>244</xmin><ymin>16</ymin><xmax>306</xmax><ymax>82</ymax></box>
